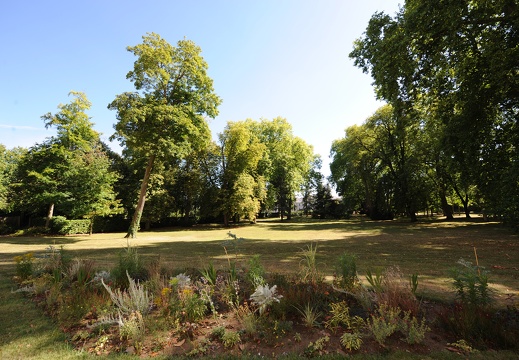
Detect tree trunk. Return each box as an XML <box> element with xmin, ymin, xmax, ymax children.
<box><xmin>45</xmin><ymin>203</ymin><xmax>55</xmax><ymax>229</ymax></box>
<box><xmin>408</xmin><ymin>208</ymin><xmax>417</xmax><ymax>222</ymax></box>
<box><xmin>126</xmin><ymin>154</ymin><xmax>155</xmax><ymax>238</ymax></box>
<box><xmin>461</xmin><ymin>195</ymin><xmax>471</xmax><ymax>219</ymax></box>
<box><xmin>287</xmin><ymin>196</ymin><xmax>292</xmax><ymax>220</ymax></box>
<box><xmin>89</xmin><ymin>216</ymin><xmax>95</xmax><ymax>236</ymax></box>
<box><xmin>223</xmin><ymin>212</ymin><xmax>229</xmax><ymax>227</ymax></box>
<box><xmin>439</xmin><ymin>187</ymin><xmax>454</xmax><ymax>220</ymax></box>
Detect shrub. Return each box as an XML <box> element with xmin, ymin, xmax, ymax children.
<box><xmin>250</xmin><ymin>284</ymin><xmax>283</xmax><ymax>316</ymax></box>
<box><xmin>299</xmin><ymin>244</ymin><xmax>323</xmax><ymax>284</ymax></box>
<box><xmin>119</xmin><ymin>310</ymin><xmax>146</xmax><ymax>353</ymax></box>
<box><xmin>246</xmin><ymin>255</ymin><xmax>265</xmax><ymax>289</ymax></box>
<box><xmin>221</xmin><ymin>330</ymin><xmax>241</xmax><ymax>348</ymax></box>
<box><xmin>13</xmin><ymin>253</ymin><xmax>34</xmax><ymax>280</ymax></box>
<box><xmin>368</xmin><ymin>304</ymin><xmax>401</xmax><ymax>345</ymax></box>
<box><xmin>371</xmin><ymin>266</ymin><xmax>419</xmax><ymax>315</ymax></box>
<box><xmin>334</xmin><ymin>252</ymin><xmax>359</xmax><ymax>291</ymax></box>
<box><xmin>296</xmin><ymin>303</ymin><xmax>322</xmax><ymax>328</ymax></box>
<box><xmin>451</xmin><ymin>258</ymin><xmax>493</xmax><ymax>308</ymax></box>
<box><xmin>305</xmin><ymin>335</ymin><xmax>330</xmax><ymax>356</ymax></box>
<box><xmin>438</xmin><ymin>302</ymin><xmax>518</xmax><ymax>349</ymax></box>
<box><xmin>41</xmin><ymin>245</ymin><xmax>71</xmax><ymax>283</ymax></box>
<box><xmin>101</xmin><ymin>271</ymin><xmax>153</xmax><ymax>316</ymax></box>
<box><xmin>340</xmin><ymin>332</ymin><xmax>363</xmax><ymax>351</ymax></box>
<box><xmin>111</xmin><ymin>241</ymin><xmax>148</xmax><ymax>288</ymax></box>
<box><xmin>50</xmin><ymin>216</ymin><xmax>90</xmax><ymax>235</ymax></box>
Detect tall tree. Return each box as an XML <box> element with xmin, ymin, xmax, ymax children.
<box><xmin>0</xmin><ymin>145</ymin><xmax>26</xmax><ymax>213</ymax></box>
<box><xmin>255</xmin><ymin>117</ymin><xmax>315</xmax><ymax>220</ymax></box>
<box><xmin>330</xmin><ymin>106</ymin><xmax>428</xmax><ymax>221</ymax></box>
<box><xmin>301</xmin><ymin>156</ymin><xmax>323</xmax><ymax>216</ymax></box>
<box><xmin>13</xmin><ymin>92</ymin><xmax>118</xmax><ymax>228</ymax></box>
<box><xmin>109</xmin><ymin>33</ymin><xmax>221</xmax><ymax>238</ymax></box>
<box><xmin>352</xmin><ymin>1</ymin><xmax>519</xmax><ymax>223</ymax></box>
<box><xmin>218</xmin><ymin>121</ymin><xmax>266</xmax><ymax>226</ymax></box>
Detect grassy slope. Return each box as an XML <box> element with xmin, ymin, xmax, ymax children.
<box><xmin>0</xmin><ymin>216</ymin><xmax>518</xmax><ymax>358</ymax></box>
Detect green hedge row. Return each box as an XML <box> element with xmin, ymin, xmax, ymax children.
<box><xmin>50</xmin><ymin>216</ymin><xmax>90</xmax><ymax>235</ymax></box>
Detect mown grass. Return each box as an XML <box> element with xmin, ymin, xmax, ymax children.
<box><xmin>1</xmin><ymin>215</ymin><xmax>518</xmax><ymax>359</ymax></box>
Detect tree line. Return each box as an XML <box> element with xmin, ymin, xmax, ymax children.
<box><xmin>0</xmin><ymin>33</ymin><xmax>330</xmax><ymax>237</ymax></box>
<box><xmin>2</xmin><ymin>0</ymin><xmax>518</xmax><ymax>235</ymax></box>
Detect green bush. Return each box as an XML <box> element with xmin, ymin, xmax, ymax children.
<box><xmin>50</xmin><ymin>216</ymin><xmax>90</xmax><ymax>235</ymax></box>
<box><xmin>112</xmin><ymin>242</ymin><xmax>148</xmax><ymax>288</ymax></box>
<box><xmin>451</xmin><ymin>258</ymin><xmax>493</xmax><ymax>308</ymax></box>
<box><xmin>334</xmin><ymin>252</ymin><xmax>358</xmax><ymax>291</ymax></box>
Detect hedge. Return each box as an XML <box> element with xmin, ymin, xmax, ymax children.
<box><xmin>50</xmin><ymin>216</ymin><xmax>90</xmax><ymax>235</ymax></box>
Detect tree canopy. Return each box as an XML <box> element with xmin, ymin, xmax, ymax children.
<box><xmin>346</xmin><ymin>0</ymin><xmax>519</xmax><ymax>224</ymax></box>
<box><xmin>109</xmin><ymin>33</ymin><xmax>222</xmax><ymax>237</ymax></box>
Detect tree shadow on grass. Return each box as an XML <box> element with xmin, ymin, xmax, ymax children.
<box><xmin>0</xmin><ymin>235</ymin><xmax>81</xmax><ymax>245</ymax></box>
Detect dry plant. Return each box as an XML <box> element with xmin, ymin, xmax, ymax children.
<box><xmin>377</xmin><ymin>266</ymin><xmax>419</xmax><ymax>315</ymax></box>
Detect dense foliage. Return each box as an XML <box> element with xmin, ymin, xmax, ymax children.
<box><xmin>3</xmin><ymin>1</ymin><xmax>518</xmax><ymax>233</ymax></box>
<box><xmin>331</xmin><ymin>0</ymin><xmax>518</xmax><ymax>224</ymax></box>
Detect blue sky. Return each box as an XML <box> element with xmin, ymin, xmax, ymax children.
<box><xmin>0</xmin><ymin>0</ymin><xmax>401</xmax><ymax>175</ymax></box>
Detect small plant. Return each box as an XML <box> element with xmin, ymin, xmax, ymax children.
<box><xmin>368</xmin><ymin>304</ymin><xmax>401</xmax><ymax>345</ymax></box>
<box><xmin>222</xmin><ymin>232</ymin><xmax>244</xmax><ymax>265</ymax></box>
<box><xmin>340</xmin><ymin>332</ymin><xmax>363</xmax><ymax>351</ymax></box>
<box><xmin>305</xmin><ymin>335</ymin><xmax>330</xmax><ymax>356</ymax></box>
<box><xmin>365</xmin><ymin>267</ymin><xmax>384</xmax><ymax>293</ymax></box>
<box><xmin>186</xmin><ymin>338</ymin><xmax>210</xmax><ymax>357</ymax></box>
<box><xmin>119</xmin><ymin>310</ymin><xmax>146</xmax><ymax>353</ymax></box>
<box><xmin>335</xmin><ymin>252</ymin><xmax>359</xmax><ymax>290</ymax></box>
<box><xmin>67</xmin><ymin>258</ymin><xmax>95</xmax><ymax>287</ymax></box>
<box><xmin>221</xmin><ymin>330</ymin><xmax>241</xmax><ymax>348</ymax></box>
<box><xmin>250</xmin><ymin>284</ymin><xmax>283</xmax><ymax>315</ymax></box>
<box><xmin>237</xmin><ymin>303</ymin><xmax>258</xmax><ymax>336</ymax></box>
<box><xmin>447</xmin><ymin>339</ymin><xmax>478</xmax><ymax>354</ymax></box>
<box><xmin>294</xmin><ymin>332</ymin><xmax>302</xmax><ymax>342</ymax></box>
<box><xmin>13</xmin><ymin>253</ymin><xmax>34</xmax><ymax>280</ymax></box>
<box><xmin>246</xmin><ymin>254</ymin><xmax>265</xmax><ymax>288</ymax></box>
<box><xmin>325</xmin><ymin>301</ymin><xmax>351</xmax><ymax>333</ymax></box>
<box><xmin>451</xmin><ymin>258</ymin><xmax>493</xmax><ymax>308</ymax></box>
<box><xmin>400</xmin><ymin>313</ymin><xmax>430</xmax><ymax>344</ymax></box>
<box><xmin>170</xmin><ymin>273</ymin><xmax>191</xmax><ymax>289</ymax></box>
<box><xmin>377</xmin><ymin>266</ymin><xmax>419</xmax><ymax>314</ymax></box>
<box><xmin>182</xmin><ymin>289</ymin><xmax>207</xmax><ymax>322</ymax></box>
<box><xmin>409</xmin><ymin>273</ymin><xmax>419</xmax><ymax>296</ymax></box>
<box><xmin>200</xmin><ymin>262</ymin><xmax>217</xmax><ymax>286</ymax></box>
<box><xmin>112</xmin><ymin>241</ymin><xmax>147</xmax><ymax>288</ymax></box>
<box><xmin>101</xmin><ymin>271</ymin><xmax>153</xmax><ymax>315</ymax></box>
<box><xmin>296</xmin><ymin>303</ymin><xmax>322</xmax><ymax>328</ymax></box>
<box><xmin>42</xmin><ymin>245</ymin><xmax>71</xmax><ymax>282</ymax></box>
<box><xmin>197</xmin><ymin>279</ymin><xmax>218</xmax><ymax>317</ymax></box>
<box><xmin>210</xmin><ymin>325</ymin><xmax>226</xmax><ymax>340</ymax></box>
<box><xmin>299</xmin><ymin>243</ymin><xmax>322</xmax><ymax>284</ymax></box>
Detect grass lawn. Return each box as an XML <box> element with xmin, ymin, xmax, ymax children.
<box><xmin>1</xmin><ymin>215</ymin><xmax>518</xmax><ymax>359</ymax></box>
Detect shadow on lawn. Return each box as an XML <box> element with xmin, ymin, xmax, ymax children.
<box><xmin>262</xmin><ymin>216</ymin><xmax>501</xmax><ymax>233</ymax></box>
<box><xmin>0</xmin><ymin>235</ymin><xmax>81</xmax><ymax>246</ymax></box>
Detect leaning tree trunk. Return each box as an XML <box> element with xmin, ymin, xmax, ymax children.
<box><xmin>45</xmin><ymin>203</ymin><xmax>55</xmax><ymax>229</ymax></box>
<box><xmin>126</xmin><ymin>154</ymin><xmax>155</xmax><ymax>238</ymax></box>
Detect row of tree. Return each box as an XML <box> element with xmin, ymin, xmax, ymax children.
<box><xmin>330</xmin><ymin>0</ymin><xmax>518</xmax><ymax>225</ymax></box>
<box><xmin>0</xmin><ymin>34</ymin><xmax>332</xmax><ymax>237</ymax></box>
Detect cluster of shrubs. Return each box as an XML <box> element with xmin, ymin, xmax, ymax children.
<box><xmin>2</xmin><ymin>215</ymin><xmax>130</xmax><ymax>236</ymax></box>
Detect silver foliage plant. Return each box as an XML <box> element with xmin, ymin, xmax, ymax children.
<box><xmin>249</xmin><ymin>284</ymin><xmax>282</xmax><ymax>315</ymax></box>
<box><xmin>101</xmin><ymin>271</ymin><xmax>153</xmax><ymax>315</ymax></box>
